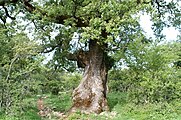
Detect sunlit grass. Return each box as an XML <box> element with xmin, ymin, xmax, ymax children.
<box><xmin>1</xmin><ymin>92</ymin><xmax>180</xmax><ymax>120</ymax></box>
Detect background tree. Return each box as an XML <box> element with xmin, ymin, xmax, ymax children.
<box><xmin>0</xmin><ymin>0</ymin><xmax>180</xmax><ymax>114</ymax></box>
<box><xmin>108</xmin><ymin>40</ymin><xmax>181</xmax><ymax>104</ymax></box>
<box><xmin>0</xmin><ymin>24</ymin><xmax>42</xmax><ymax>115</ymax></box>
<box><xmin>125</xmin><ymin>40</ymin><xmax>180</xmax><ymax>103</ymax></box>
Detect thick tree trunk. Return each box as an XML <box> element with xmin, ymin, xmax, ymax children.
<box><xmin>70</xmin><ymin>40</ymin><xmax>111</xmax><ymax>114</ymax></box>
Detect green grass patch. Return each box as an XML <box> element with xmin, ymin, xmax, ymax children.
<box><xmin>109</xmin><ymin>94</ymin><xmax>181</xmax><ymax>120</ymax></box>
<box><xmin>1</xmin><ymin>92</ymin><xmax>180</xmax><ymax>120</ymax></box>
<box><xmin>43</xmin><ymin>92</ymin><xmax>72</xmax><ymax>112</ymax></box>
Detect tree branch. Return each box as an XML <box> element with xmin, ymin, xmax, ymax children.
<box><xmin>6</xmin><ymin>54</ymin><xmax>19</xmax><ymax>81</ymax></box>
<box><xmin>2</xmin><ymin>6</ymin><xmax>15</xmax><ymax>20</ymax></box>
<box><xmin>67</xmin><ymin>49</ymin><xmax>89</xmax><ymax>68</ymax></box>
<box><xmin>21</xmin><ymin>0</ymin><xmax>88</xmax><ymax>27</ymax></box>
<box><xmin>22</xmin><ymin>0</ymin><xmax>35</xmax><ymax>12</ymax></box>
<box><xmin>0</xmin><ymin>0</ymin><xmax>88</xmax><ymax>27</ymax></box>
<box><xmin>0</xmin><ymin>15</ymin><xmax>6</xmax><ymax>25</ymax></box>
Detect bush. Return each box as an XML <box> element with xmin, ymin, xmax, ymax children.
<box><xmin>108</xmin><ymin>70</ymin><xmax>133</xmax><ymax>92</ymax></box>
<box><xmin>37</xmin><ymin>71</ymin><xmax>81</xmax><ymax>95</ymax></box>
<box><xmin>109</xmin><ymin>40</ymin><xmax>181</xmax><ymax>104</ymax></box>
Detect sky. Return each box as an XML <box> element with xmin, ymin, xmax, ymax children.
<box><xmin>140</xmin><ymin>0</ymin><xmax>180</xmax><ymax>42</ymax></box>
<box><xmin>140</xmin><ymin>14</ymin><xmax>179</xmax><ymax>42</ymax></box>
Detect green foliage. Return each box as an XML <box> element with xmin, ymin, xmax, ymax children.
<box><xmin>108</xmin><ymin>70</ymin><xmax>133</xmax><ymax>92</ymax></box>
<box><xmin>126</xmin><ymin>41</ymin><xmax>180</xmax><ymax>103</ymax></box>
<box><xmin>0</xmin><ymin>29</ymin><xmax>81</xmax><ymax>115</ymax></box>
<box><xmin>113</xmin><ymin>100</ymin><xmax>181</xmax><ymax>120</ymax></box>
<box><xmin>109</xmin><ymin>40</ymin><xmax>181</xmax><ymax>103</ymax></box>
<box><xmin>0</xmin><ymin>26</ymin><xmax>43</xmax><ymax>115</ymax></box>
<box><xmin>34</xmin><ymin>70</ymin><xmax>81</xmax><ymax>95</ymax></box>
<box><xmin>28</xmin><ymin>0</ymin><xmax>150</xmax><ymax>69</ymax></box>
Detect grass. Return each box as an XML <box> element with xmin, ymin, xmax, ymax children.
<box><xmin>0</xmin><ymin>92</ymin><xmax>180</xmax><ymax>120</ymax></box>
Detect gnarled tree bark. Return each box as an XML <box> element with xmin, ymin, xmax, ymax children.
<box><xmin>69</xmin><ymin>40</ymin><xmax>113</xmax><ymax>114</ymax></box>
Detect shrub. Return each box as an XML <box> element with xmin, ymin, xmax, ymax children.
<box><xmin>109</xmin><ymin>40</ymin><xmax>181</xmax><ymax>104</ymax></box>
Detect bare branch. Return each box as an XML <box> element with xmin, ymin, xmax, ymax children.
<box><xmin>6</xmin><ymin>54</ymin><xmax>19</xmax><ymax>81</ymax></box>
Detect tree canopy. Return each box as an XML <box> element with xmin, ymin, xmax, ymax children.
<box><xmin>0</xmin><ymin>0</ymin><xmax>180</xmax><ymax>66</ymax></box>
